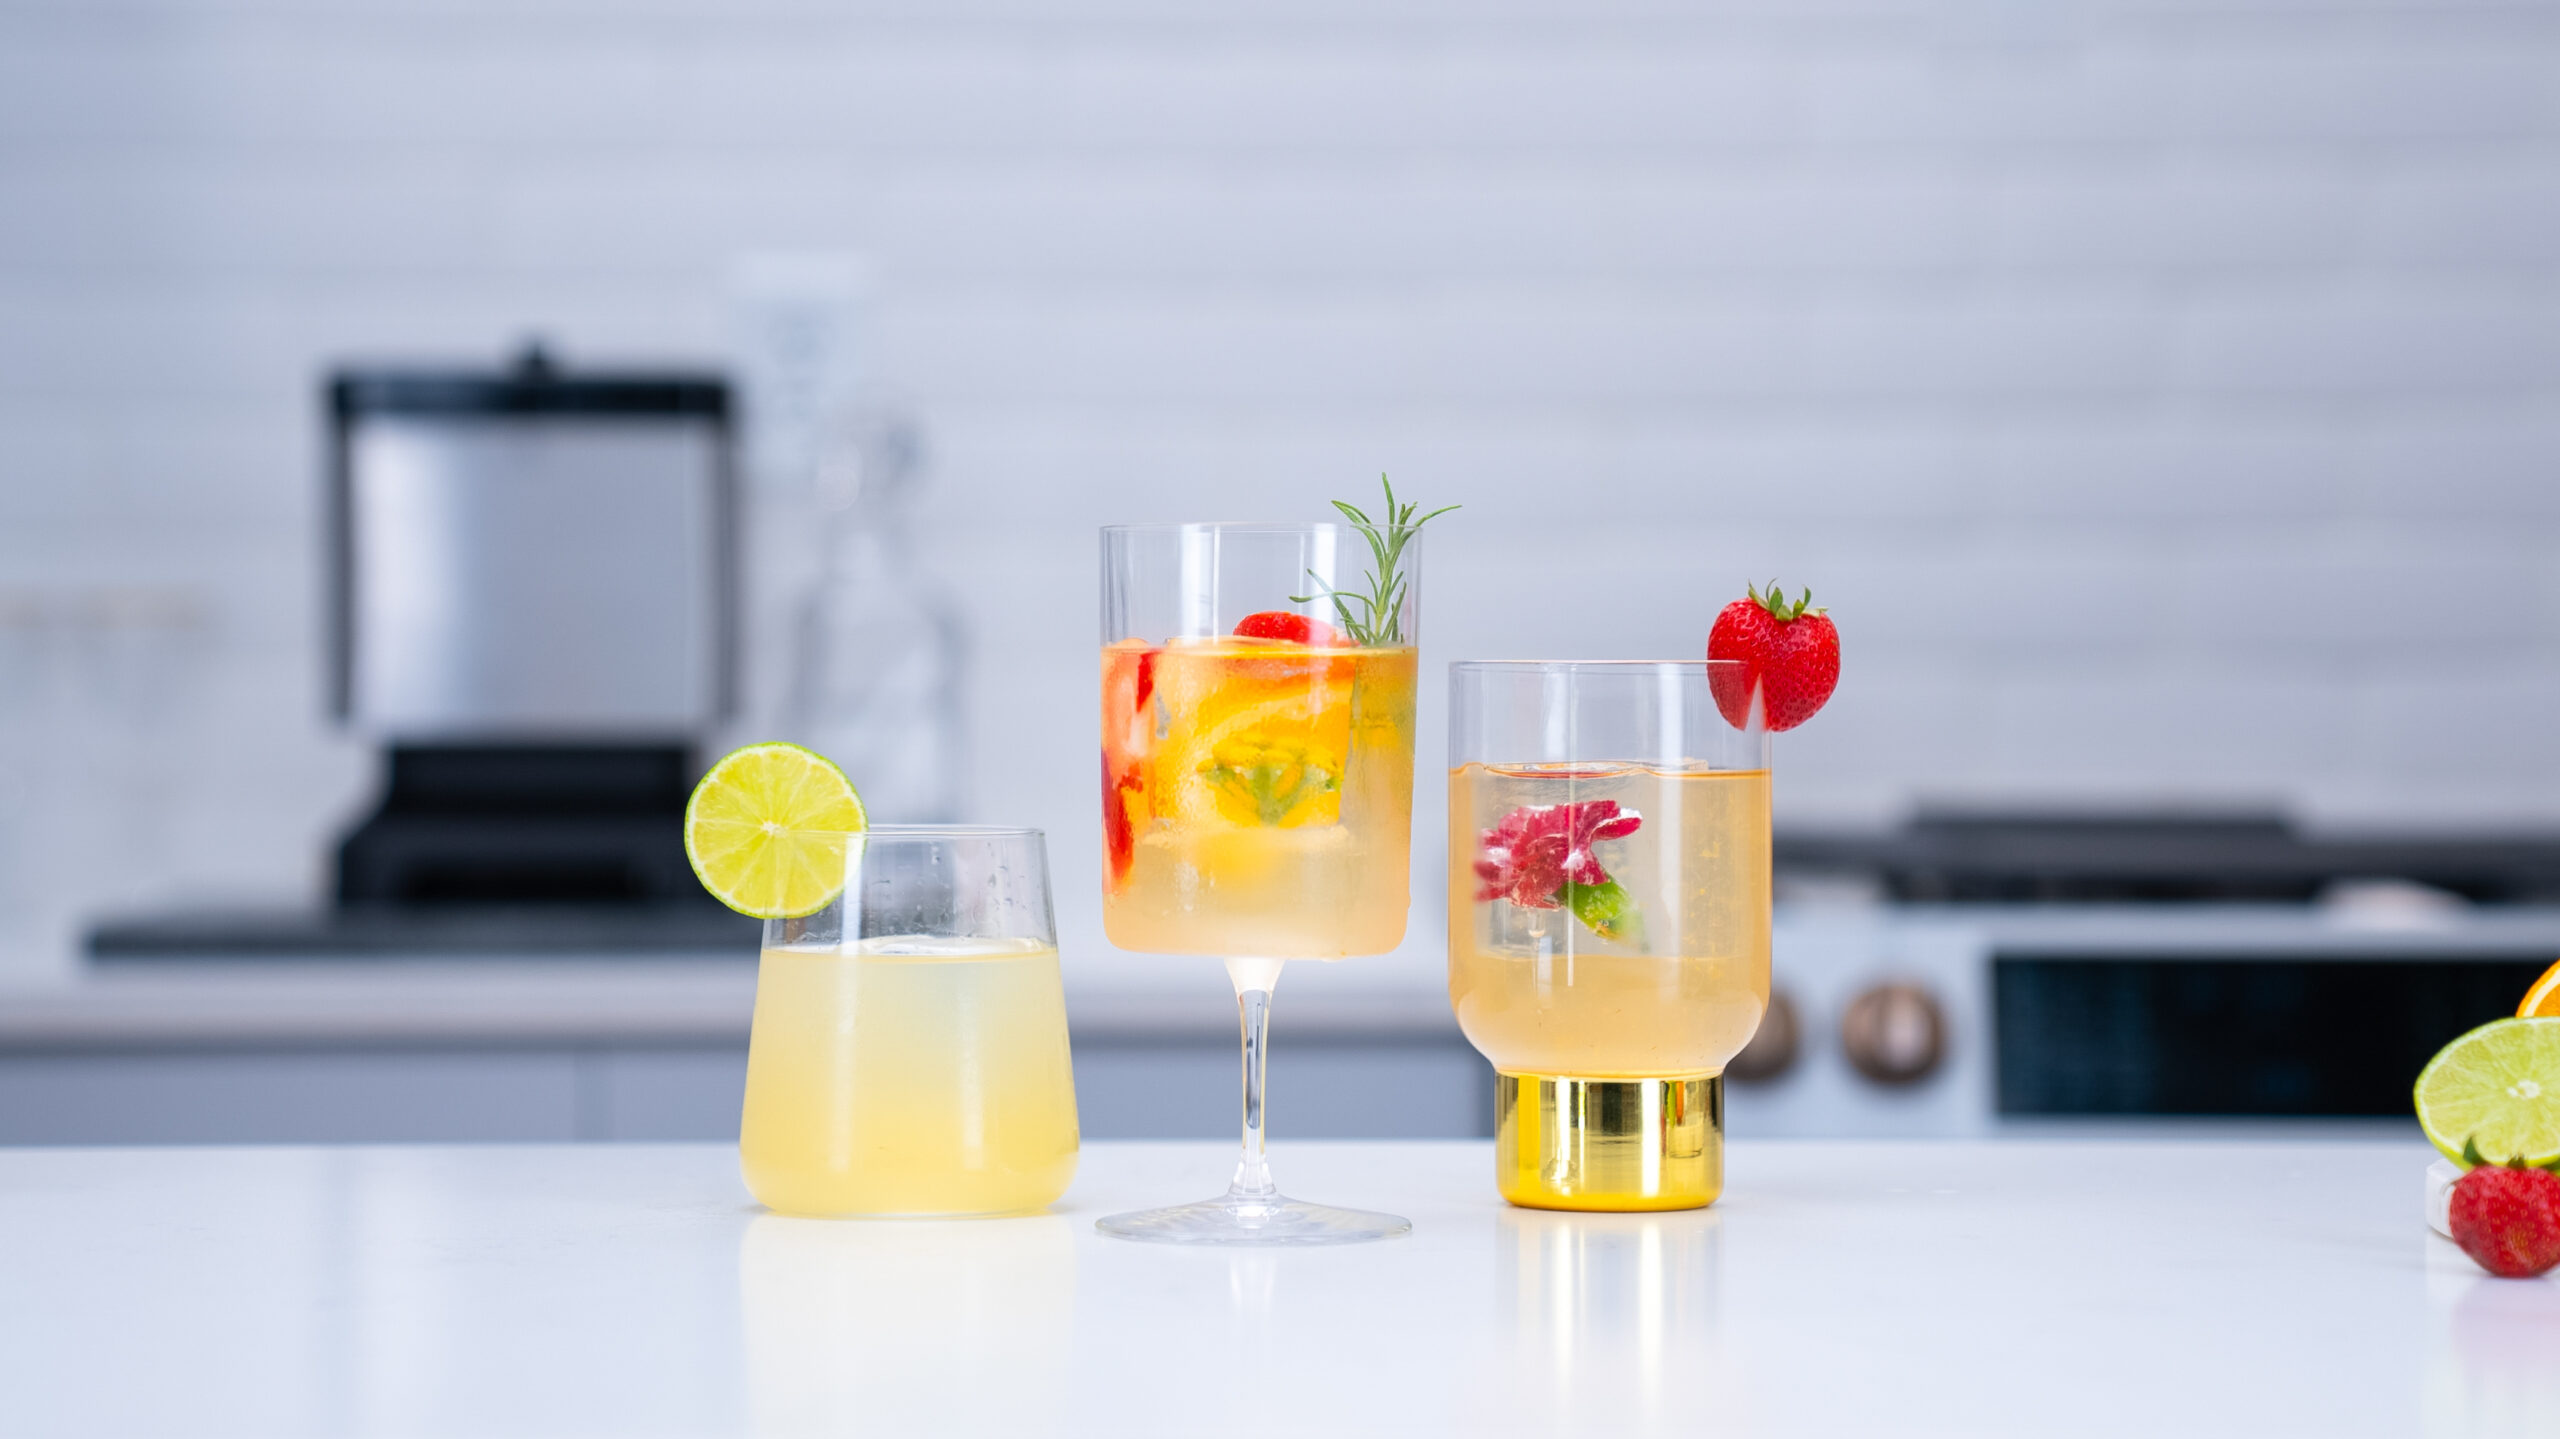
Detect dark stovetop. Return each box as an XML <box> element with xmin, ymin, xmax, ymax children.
<box><xmin>86</xmin><ymin>904</ymin><xmax>759</xmax><ymax>963</ymax></box>
<box><xmin>1775</xmin><ymin>810</ymin><xmax>2560</xmax><ymax>904</ymax></box>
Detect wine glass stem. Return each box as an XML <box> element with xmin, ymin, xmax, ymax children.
<box><xmin>1225</xmin><ymin>957</ymin><xmax>1284</xmax><ymax>1199</ymax></box>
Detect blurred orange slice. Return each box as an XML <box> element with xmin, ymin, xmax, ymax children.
<box><xmin>2521</xmin><ymin>958</ymin><xmax>2560</xmax><ymax>1018</ymax></box>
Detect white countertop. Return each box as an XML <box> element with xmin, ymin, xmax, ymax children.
<box><xmin>1</xmin><ymin>1138</ymin><xmax>2549</xmax><ymax>1437</ymax></box>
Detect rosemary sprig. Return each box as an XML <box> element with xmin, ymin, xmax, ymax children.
<box><xmin>1291</xmin><ymin>474</ymin><xmax>1457</xmax><ymax>646</ymax></box>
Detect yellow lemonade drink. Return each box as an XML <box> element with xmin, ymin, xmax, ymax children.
<box><xmin>740</xmin><ymin>935</ymin><xmax>1080</xmax><ymax>1217</ymax></box>
<box><xmin>1102</xmin><ymin>639</ymin><xmax>1417</xmax><ymax>957</ymax></box>
<box><xmin>1449</xmin><ymin>762</ymin><xmax>1769</xmax><ymax>1210</ymax></box>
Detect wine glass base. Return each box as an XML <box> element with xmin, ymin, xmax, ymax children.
<box><xmin>1096</xmin><ymin>1191</ymin><xmax>1411</xmax><ymax>1247</ymax></box>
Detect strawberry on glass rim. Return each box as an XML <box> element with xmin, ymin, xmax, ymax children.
<box><xmin>1707</xmin><ymin>580</ymin><xmax>1839</xmax><ymax>733</ymax></box>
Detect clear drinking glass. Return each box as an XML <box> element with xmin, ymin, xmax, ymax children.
<box><xmin>1448</xmin><ymin>662</ymin><xmax>1771</xmax><ymax>1210</ymax></box>
<box><xmin>740</xmin><ymin>825</ymin><xmax>1079</xmax><ymax>1217</ymax></box>
<box><xmin>1096</xmin><ymin>522</ymin><xmax>1419</xmax><ymax>1244</ymax></box>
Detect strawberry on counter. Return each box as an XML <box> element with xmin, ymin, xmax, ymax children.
<box><xmin>2448</xmin><ymin>1151</ymin><xmax>2560</xmax><ymax>1279</ymax></box>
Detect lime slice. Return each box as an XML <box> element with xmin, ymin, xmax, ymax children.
<box><xmin>2413</xmin><ymin>1017</ymin><xmax>2560</xmax><ymax>1167</ymax></box>
<box><xmin>684</xmin><ymin>743</ymin><xmax>867</xmax><ymax>919</ymax></box>
<box><xmin>2519</xmin><ymin>958</ymin><xmax>2560</xmax><ymax>1018</ymax></box>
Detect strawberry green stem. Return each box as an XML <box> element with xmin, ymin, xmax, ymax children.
<box><xmin>1748</xmin><ymin>579</ymin><xmax>1826</xmax><ymax>622</ymax></box>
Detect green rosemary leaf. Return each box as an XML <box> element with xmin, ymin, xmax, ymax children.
<box><xmin>1309</xmin><ymin>475</ymin><xmax>1457</xmax><ymax>646</ymax></box>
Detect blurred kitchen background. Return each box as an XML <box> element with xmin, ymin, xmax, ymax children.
<box><xmin>3</xmin><ymin>0</ymin><xmax>2558</xmax><ymax>1144</ymax></box>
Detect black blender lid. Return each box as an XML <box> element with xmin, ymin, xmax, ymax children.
<box><xmin>328</xmin><ymin>342</ymin><xmax>728</xmax><ymax>419</ymax></box>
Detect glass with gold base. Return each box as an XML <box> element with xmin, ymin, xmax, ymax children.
<box><xmin>1447</xmin><ymin>661</ymin><xmax>1770</xmax><ymax>1211</ymax></box>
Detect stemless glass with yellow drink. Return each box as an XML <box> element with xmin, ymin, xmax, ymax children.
<box><xmin>686</xmin><ymin>744</ymin><xmax>1078</xmax><ymax>1217</ymax></box>
<box><xmin>1096</xmin><ymin>486</ymin><xmax>1447</xmax><ymax>1245</ymax></box>
<box><xmin>1447</xmin><ymin>662</ymin><xmax>1771</xmax><ymax>1211</ymax></box>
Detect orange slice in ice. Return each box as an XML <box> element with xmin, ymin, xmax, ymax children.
<box><xmin>1152</xmin><ymin>646</ymin><xmax>1351</xmax><ymax>829</ymax></box>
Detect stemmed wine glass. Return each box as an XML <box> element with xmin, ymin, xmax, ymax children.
<box><xmin>1094</xmin><ymin>518</ymin><xmax>1425</xmax><ymax>1245</ymax></box>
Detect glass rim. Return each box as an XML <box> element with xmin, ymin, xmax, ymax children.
<box><xmin>855</xmin><ymin>823</ymin><xmax>1045</xmax><ymax>841</ymax></box>
<box><xmin>1449</xmin><ymin>659</ymin><xmax>1747</xmax><ymax>673</ymax></box>
<box><xmin>1099</xmin><ymin>520</ymin><xmax>1361</xmax><ymax>536</ymax></box>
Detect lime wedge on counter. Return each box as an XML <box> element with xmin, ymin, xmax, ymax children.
<box><xmin>683</xmin><ymin>743</ymin><xmax>867</xmax><ymax>919</ymax></box>
<box><xmin>2413</xmin><ymin>1017</ymin><xmax>2560</xmax><ymax>1167</ymax></box>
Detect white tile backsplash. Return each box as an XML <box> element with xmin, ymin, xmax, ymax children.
<box><xmin>0</xmin><ymin>0</ymin><xmax>2556</xmax><ymax>981</ymax></box>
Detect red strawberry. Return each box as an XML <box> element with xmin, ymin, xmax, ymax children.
<box><xmin>1234</xmin><ymin>610</ymin><xmax>1349</xmax><ymax>646</ymax></box>
<box><xmin>1707</xmin><ymin>581</ymin><xmax>1839</xmax><ymax>732</ymax></box>
<box><xmin>2449</xmin><ymin>1159</ymin><xmax>2560</xmax><ymax>1278</ymax></box>
<box><xmin>1100</xmin><ymin>752</ymin><xmax>1136</xmax><ymax>887</ymax></box>
<box><xmin>1100</xmin><ymin>643</ymin><xmax>1158</xmax><ymax>891</ymax></box>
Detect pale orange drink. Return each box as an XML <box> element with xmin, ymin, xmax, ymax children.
<box><xmin>1101</xmin><ymin>637</ymin><xmax>1416</xmax><ymax>957</ymax></box>
<box><xmin>1449</xmin><ymin>763</ymin><xmax>1771</xmax><ymax>1076</ymax></box>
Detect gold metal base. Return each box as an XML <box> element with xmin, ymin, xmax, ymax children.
<box><xmin>1494</xmin><ymin>1072</ymin><xmax>1722</xmax><ymax>1212</ymax></box>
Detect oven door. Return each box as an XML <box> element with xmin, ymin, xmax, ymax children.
<box><xmin>1993</xmin><ymin>947</ymin><xmax>2548</xmax><ymax>1117</ymax></box>
<box><xmin>1740</xmin><ymin>909</ymin><xmax>2560</xmax><ymax>1137</ymax></box>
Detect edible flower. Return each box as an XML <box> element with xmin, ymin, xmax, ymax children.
<box><xmin>1474</xmin><ymin>801</ymin><xmax>1642</xmax><ymax>909</ymax></box>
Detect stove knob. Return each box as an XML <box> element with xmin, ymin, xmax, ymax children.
<box><xmin>1840</xmin><ymin>982</ymin><xmax>1946</xmax><ymax>1086</ymax></box>
<box><xmin>1726</xmin><ymin>989</ymin><xmax>1800</xmax><ymax>1084</ymax></box>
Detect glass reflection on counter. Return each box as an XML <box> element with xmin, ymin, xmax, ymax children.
<box><xmin>1488</xmin><ymin>1207</ymin><xmax>1725</xmax><ymax>1433</ymax></box>
<box><xmin>738</xmin><ymin>1212</ymin><xmax>1076</xmax><ymax>1431</ymax></box>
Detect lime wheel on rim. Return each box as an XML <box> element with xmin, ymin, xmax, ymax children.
<box><xmin>683</xmin><ymin>743</ymin><xmax>867</xmax><ymax>919</ymax></box>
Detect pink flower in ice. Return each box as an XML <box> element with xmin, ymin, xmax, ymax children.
<box><xmin>1474</xmin><ymin>801</ymin><xmax>1643</xmax><ymax>909</ymax></box>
